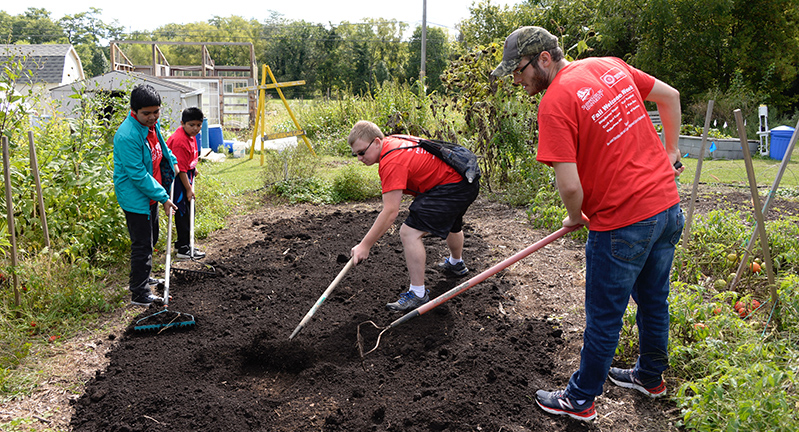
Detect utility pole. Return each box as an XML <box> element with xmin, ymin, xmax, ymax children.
<box><xmin>420</xmin><ymin>0</ymin><xmax>427</xmax><ymax>89</ymax></box>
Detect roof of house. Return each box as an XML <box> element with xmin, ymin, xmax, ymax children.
<box><xmin>0</xmin><ymin>44</ymin><xmax>79</xmax><ymax>84</ymax></box>
<box><xmin>51</xmin><ymin>70</ymin><xmax>200</xmax><ymax>94</ymax></box>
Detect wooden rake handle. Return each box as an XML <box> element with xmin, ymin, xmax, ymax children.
<box><xmin>289</xmin><ymin>257</ymin><xmax>355</xmax><ymax>339</ymax></box>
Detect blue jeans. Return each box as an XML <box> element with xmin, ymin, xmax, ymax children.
<box><xmin>566</xmin><ymin>204</ymin><xmax>684</xmax><ymax>401</ymax></box>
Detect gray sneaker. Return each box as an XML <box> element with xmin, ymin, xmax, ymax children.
<box><xmin>177</xmin><ymin>247</ymin><xmax>206</xmax><ymax>260</ymax></box>
<box><xmin>130</xmin><ymin>293</ymin><xmax>164</xmax><ymax>306</ymax></box>
<box><xmin>608</xmin><ymin>367</ymin><xmax>667</xmax><ymax>398</ymax></box>
<box><xmin>386</xmin><ymin>290</ymin><xmax>429</xmax><ymax>312</ymax></box>
<box><xmin>437</xmin><ymin>259</ymin><xmax>468</xmax><ymax>276</ymax></box>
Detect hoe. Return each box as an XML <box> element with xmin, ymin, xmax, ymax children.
<box><xmin>357</xmin><ymin>225</ymin><xmax>583</xmax><ymax>360</ymax></box>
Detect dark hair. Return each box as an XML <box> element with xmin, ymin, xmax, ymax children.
<box><xmin>130</xmin><ymin>84</ymin><xmax>161</xmax><ymax>111</ymax></box>
<box><xmin>182</xmin><ymin>107</ymin><xmax>204</xmax><ymax>123</ymax></box>
<box><xmin>547</xmin><ymin>46</ymin><xmax>565</xmax><ymax>62</ymax></box>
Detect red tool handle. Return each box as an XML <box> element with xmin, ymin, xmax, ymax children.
<box><xmin>388</xmin><ymin>224</ymin><xmax>583</xmax><ymax>329</ymax></box>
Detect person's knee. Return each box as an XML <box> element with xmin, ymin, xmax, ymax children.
<box><xmin>400</xmin><ymin>223</ymin><xmax>425</xmax><ymax>242</ymax></box>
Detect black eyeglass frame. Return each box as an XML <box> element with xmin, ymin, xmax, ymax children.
<box><xmin>514</xmin><ymin>52</ymin><xmax>542</xmax><ymax>76</ymax></box>
<box><xmin>352</xmin><ymin>138</ymin><xmax>376</xmax><ymax>157</ymax></box>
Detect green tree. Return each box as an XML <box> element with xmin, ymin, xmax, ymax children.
<box><xmin>261</xmin><ymin>20</ymin><xmax>333</xmax><ymax>98</ymax></box>
<box><xmin>332</xmin><ymin>19</ymin><xmax>407</xmax><ymax>95</ymax></box>
<box><xmin>59</xmin><ymin>8</ymin><xmax>123</xmax><ymax>77</ymax></box>
<box><xmin>315</xmin><ymin>26</ymin><xmax>344</xmax><ymax>97</ymax></box>
<box><xmin>9</xmin><ymin>8</ymin><xmax>63</xmax><ymax>44</ymax></box>
<box><xmin>406</xmin><ymin>25</ymin><xmax>451</xmax><ymax>94</ymax></box>
<box><xmin>0</xmin><ymin>12</ymin><xmax>13</xmax><ymax>41</ymax></box>
<box><xmin>457</xmin><ymin>0</ymin><xmax>525</xmax><ymax>49</ymax></box>
<box><xmin>725</xmin><ymin>0</ymin><xmax>799</xmax><ymax>109</ymax></box>
<box><xmin>631</xmin><ymin>0</ymin><xmax>799</xmax><ymax>114</ymax></box>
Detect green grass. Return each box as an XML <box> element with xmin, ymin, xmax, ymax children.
<box><xmin>200</xmin><ymin>155</ymin><xmax>267</xmax><ymax>193</ymax></box>
<box><xmin>679</xmin><ymin>150</ymin><xmax>799</xmax><ymax>190</ymax></box>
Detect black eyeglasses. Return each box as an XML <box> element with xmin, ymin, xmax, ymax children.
<box><xmin>513</xmin><ymin>53</ymin><xmax>541</xmax><ymax>76</ymax></box>
<box><xmin>515</xmin><ymin>60</ymin><xmax>532</xmax><ymax>76</ymax></box>
<box><xmin>352</xmin><ymin>138</ymin><xmax>375</xmax><ymax>157</ymax></box>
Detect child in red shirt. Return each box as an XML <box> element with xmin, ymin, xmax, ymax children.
<box><xmin>166</xmin><ymin>107</ymin><xmax>206</xmax><ymax>259</ymax></box>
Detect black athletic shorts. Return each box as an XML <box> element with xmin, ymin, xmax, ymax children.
<box><xmin>404</xmin><ymin>178</ymin><xmax>480</xmax><ymax>239</ymax></box>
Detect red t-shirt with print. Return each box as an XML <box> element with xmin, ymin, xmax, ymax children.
<box><xmin>378</xmin><ymin>135</ymin><xmax>462</xmax><ymax>195</ymax></box>
<box><xmin>132</xmin><ymin>111</ymin><xmax>162</xmax><ymax>205</ymax></box>
<box><xmin>536</xmin><ymin>57</ymin><xmax>679</xmax><ymax>231</ymax></box>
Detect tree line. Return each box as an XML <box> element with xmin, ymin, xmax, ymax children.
<box><xmin>2</xmin><ymin>0</ymin><xmax>799</xmax><ymax>119</ymax></box>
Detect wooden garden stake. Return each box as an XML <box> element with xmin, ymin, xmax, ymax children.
<box><xmin>2</xmin><ymin>136</ymin><xmax>20</xmax><ymax>308</ymax></box>
<box><xmin>682</xmin><ymin>100</ymin><xmax>714</xmax><ymax>244</ymax></box>
<box><xmin>28</xmin><ymin>131</ymin><xmax>50</xmax><ymax>248</ymax></box>
<box><xmin>730</xmin><ymin>119</ymin><xmax>799</xmax><ymax>291</ymax></box>
<box><xmin>733</xmin><ymin>109</ymin><xmax>779</xmax><ymax>326</ymax></box>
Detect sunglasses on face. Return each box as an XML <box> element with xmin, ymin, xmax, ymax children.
<box><xmin>352</xmin><ymin>138</ymin><xmax>376</xmax><ymax>157</ymax></box>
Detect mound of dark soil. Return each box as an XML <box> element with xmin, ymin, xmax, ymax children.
<box><xmin>70</xmin><ymin>207</ymin><xmax>574</xmax><ymax>432</ymax></box>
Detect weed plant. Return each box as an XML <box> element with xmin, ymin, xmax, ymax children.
<box><xmin>331</xmin><ymin>163</ymin><xmax>381</xmax><ymax>202</ymax></box>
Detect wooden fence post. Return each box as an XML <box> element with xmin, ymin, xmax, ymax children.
<box><xmin>734</xmin><ymin>109</ymin><xmax>780</xmax><ymax>327</ymax></box>
<box><xmin>2</xmin><ymin>136</ymin><xmax>20</xmax><ymax>307</ymax></box>
<box><xmin>682</xmin><ymin>100</ymin><xmax>714</xmax><ymax>244</ymax></box>
<box><xmin>730</xmin><ymin>119</ymin><xmax>799</xmax><ymax>290</ymax></box>
<box><xmin>28</xmin><ymin>131</ymin><xmax>50</xmax><ymax>248</ymax></box>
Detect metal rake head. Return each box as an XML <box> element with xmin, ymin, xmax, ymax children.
<box><xmin>134</xmin><ymin>308</ymin><xmax>196</xmax><ymax>333</ymax></box>
<box><xmin>356</xmin><ymin>320</ymin><xmax>391</xmax><ymax>367</ymax></box>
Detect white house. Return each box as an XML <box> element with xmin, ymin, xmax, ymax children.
<box><xmin>0</xmin><ymin>44</ymin><xmax>86</xmax><ymax>118</ymax></box>
<box><xmin>0</xmin><ymin>44</ymin><xmax>85</xmax><ymax>91</ymax></box>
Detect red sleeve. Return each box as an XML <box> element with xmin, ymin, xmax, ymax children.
<box><xmin>626</xmin><ymin>62</ymin><xmax>656</xmax><ymax>100</ymax></box>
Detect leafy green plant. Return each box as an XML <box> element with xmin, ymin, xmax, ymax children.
<box><xmin>330</xmin><ymin>163</ymin><xmax>380</xmax><ymax>202</ymax></box>
<box><xmin>270</xmin><ymin>177</ymin><xmax>333</xmax><ymax>204</ymax></box>
<box><xmin>665</xmin><ymin>278</ymin><xmax>799</xmax><ymax>431</ymax></box>
<box><xmin>260</xmin><ymin>145</ymin><xmax>320</xmax><ymax>187</ymax></box>
<box><xmin>678</xmin><ymin>124</ymin><xmax>733</xmax><ymax>139</ymax></box>
<box><xmin>0</xmin><ymin>51</ymin><xmax>38</xmax><ymax>144</ymax></box>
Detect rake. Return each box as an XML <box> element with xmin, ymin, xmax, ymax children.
<box><xmin>171</xmin><ymin>178</ymin><xmax>217</xmax><ymax>281</ymax></box>
<box><xmin>357</xmin><ymin>225</ymin><xmax>582</xmax><ymax>360</ymax></box>
<box><xmin>289</xmin><ymin>257</ymin><xmax>355</xmax><ymax>340</ymax></box>
<box><xmin>134</xmin><ymin>175</ymin><xmax>196</xmax><ymax>332</ymax></box>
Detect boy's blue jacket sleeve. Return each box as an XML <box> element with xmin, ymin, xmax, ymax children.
<box><xmin>113</xmin><ymin>113</ymin><xmax>178</xmax><ymax>215</ymax></box>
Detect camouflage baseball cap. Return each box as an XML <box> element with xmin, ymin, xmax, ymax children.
<box><xmin>491</xmin><ymin>26</ymin><xmax>558</xmax><ymax>77</ymax></box>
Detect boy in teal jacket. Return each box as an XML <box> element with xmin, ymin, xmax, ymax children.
<box><xmin>113</xmin><ymin>84</ymin><xmax>178</xmax><ymax>306</ymax></box>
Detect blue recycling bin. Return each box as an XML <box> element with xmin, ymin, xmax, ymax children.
<box><xmin>207</xmin><ymin>124</ymin><xmax>223</xmax><ymax>152</ymax></box>
<box><xmin>770</xmin><ymin>125</ymin><xmax>795</xmax><ymax>160</ymax></box>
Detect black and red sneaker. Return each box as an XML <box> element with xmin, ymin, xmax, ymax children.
<box><xmin>608</xmin><ymin>367</ymin><xmax>667</xmax><ymax>398</ymax></box>
<box><xmin>535</xmin><ymin>389</ymin><xmax>597</xmax><ymax>422</ymax></box>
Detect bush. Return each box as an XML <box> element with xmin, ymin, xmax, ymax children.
<box><xmin>331</xmin><ymin>163</ymin><xmax>380</xmax><ymax>202</ymax></box>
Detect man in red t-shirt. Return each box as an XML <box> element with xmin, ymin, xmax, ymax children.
<box><xmin>492</xmin><ymin>26</ymin><xmax>685</xmax><ymax>421</ymax></box>
<box><xmin>347</xmin><ymin>120</ymin><xmax>480</xmax><ymax>312</ymax></box>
